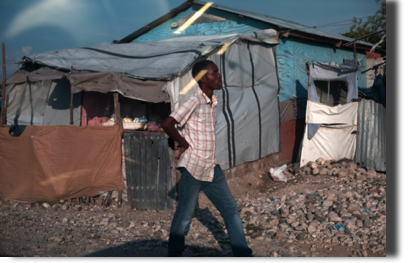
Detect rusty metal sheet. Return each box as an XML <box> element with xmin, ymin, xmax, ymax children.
<box><xmin>124</xmin><ymin>132</ymin><xmax>175</xmax><ymax>210</ymax></box>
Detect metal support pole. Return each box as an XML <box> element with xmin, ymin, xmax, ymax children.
<box><xmin>1</xmin><ymin>43</ymin><xmax>7</xmax><ymax>127</ymax></box>
<box><xmin>354</xmin><ymin>42</ymin><xmax>357</xmax><ymax>62</ymax></box>
<box><xmin>70</xmin><ymin>66</ymin><xmax>74</xmax><ymax>125</ymax></box>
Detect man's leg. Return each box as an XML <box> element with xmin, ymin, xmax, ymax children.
<box><xmin>201</xmin><ymin>165</ymin><xmax>252</xmax><ymax>257</ymax></box>
<box><xmin>168</xmin><ymin>168</ymin><xmax>202</xmax><ymax>256</ymax></box>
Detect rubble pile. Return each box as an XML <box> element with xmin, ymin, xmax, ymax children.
<box><xmin>0</xmin><ymin>158</ymin><xmax>386</xmax><ymax>257</ymax></box>
<box><xmin>235</xmin><ymin>158</ymin><xmax>386</xmax><ymax>257</ymax></box>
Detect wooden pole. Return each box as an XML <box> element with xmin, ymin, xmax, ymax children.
<box><xmin>113</xmin><ymin>92</ymin><xmax>121</xmax><ymax>125</ymax></box>
<box><xmin>1</xmin><ymin>43</ymin><xmax>7</xmax><ymax>127</ymax></box>
<box><xmin>127</xmin><ymin>187</ymin><xmax>134</xmax><ymax>209</ymax></box>
<box><xmin>70</xmin><ymin>66</ymin><xmax>74</xmax><ymax>125</ymax></box>
<box><xmin>105</xmin><ymin>191</ymin><xmax>113</xmax><ymax>207</ymax></box>
<box><xmin>117</xmin><ymin>190</ymin><xmax>122</xmax><ymax>208</ymax></box>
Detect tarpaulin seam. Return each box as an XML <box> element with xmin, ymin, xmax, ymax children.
<box><xmin>222</xmin><ymin>53</ymin><xmax>236</xmax><ymax>168</ymax></box>
<box><xmin>272</xmin><ymin>45</ymin><xmax>282</xmax><ymax>152</ymax></box>
<box><xmin>81</xmin><ymin>47</ymin><xmax>202</xmax><ymax>59</ymax></box>
<box><xmin>248</xmin><ymin>42</ymin><xmax>262</xmax><ymax>159</ymax></box>
<box><xmin>224</xmin><ymin>87</ymin><xmax>236</xmax><ymax>168</ymax></box>
<box><xmin>220</xmin><ymin>54</ymin><xmax>233</xmax><ymax>168</ymax></box>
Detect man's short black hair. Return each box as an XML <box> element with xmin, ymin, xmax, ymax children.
<box><xmin>192</xmin><ymin>60</ymin><xmax>215</xmax><ymax>81</ymax></box>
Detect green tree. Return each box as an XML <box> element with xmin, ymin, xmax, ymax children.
<box><xmin>342</xmin><ymin>0</ymin><xmax>386</xmax><ymax>49</ymax></box>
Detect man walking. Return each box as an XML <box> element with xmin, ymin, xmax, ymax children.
<box><xmin>161</xmin><ymin>60</ymin><xmax>253</xmax><ymax>257</ymax></box>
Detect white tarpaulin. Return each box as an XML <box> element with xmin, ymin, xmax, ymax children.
<box><xmin>307</xmin><ymin>100</ymin><xmax>358</xmax><ymax>124</ymax></box>
<box><xmin>300</xmin><ymin>101</ymin><xmax>358</xmax><ymax>167</ymax></box>
<box><xmin>300</xmin><ymin>124</ymin><xmax>357</xmax><ymax>167</ymax></box>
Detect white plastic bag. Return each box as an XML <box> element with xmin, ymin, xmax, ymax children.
<box><xmin>269</xmin><ymin>164</ymin><xmax>287</xmax><ymax>182</ymax></box>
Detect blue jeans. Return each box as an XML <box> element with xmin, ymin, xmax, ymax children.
<box><xmin>168</xmin><ymin>165</ymin><xmax>252</xmax><ymax>257</ymax></box>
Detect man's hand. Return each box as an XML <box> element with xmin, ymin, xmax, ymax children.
<box><xmin>175</xmin><ymin>144</ymin><xmax>189</xmax><ymax>160</ymax></box>
<box><xmin>161</xmin><ymin>116</ymin><xmax>190</xmax><ymax>160</ymax></box>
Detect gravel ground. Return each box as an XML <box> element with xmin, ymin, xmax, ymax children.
<box><xmin>0</xmin><ymin>159</ymin><xmax>386</xmax><ymax>257</ymax></box>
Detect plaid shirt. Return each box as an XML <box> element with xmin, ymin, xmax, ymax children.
<box><xmin>170</xmin><ymin>88</ymin><xmax>219</xmax><ymax>182</ymax></box>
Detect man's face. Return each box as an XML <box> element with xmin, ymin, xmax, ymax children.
<box><xmin>201</xmin><ymin>63</ymin><xmax>222</xmax><ymax>90</ymax></box>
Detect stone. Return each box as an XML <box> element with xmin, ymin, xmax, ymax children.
<box><xmin>315</xmin><ymin>216</ymin><xmax>326</xmax><ymax>223</ymax></box>
<box><xmin>364</xmin><ymin>218</ymin><xmax>372</xmax><ymax>228</ymax></box>
<box><xmin>323</xmin><ymin>200</ymin><xmax>333</xmax><ymax>207</ymax></box>
<box><xmin>61</xmin><ymin>204</ymin><xmax>68</xmax><ymax>211</ymax></box>
<box><xmin>348</xmin><ymin>162</ymin><xmax>358</xmax><ymax>170</ymax></box>
<box><xmin>357</xmin><ymin>168</ymin><xmax>366</xmax><ymax>173</ymax></box>
<box><xmin>306</xmin><ymin>194</ymin><xmax>315</xmax><ymax>201</ymax></box>
<box><xmin>296</xmin><ymin>233</ymin><xmax>306</xmax><ymax>241</ymax></box>
<box><xmin>309</xmin><ymin>162</ymin><xmax>318</xmax><ymax>169</ymax></box>
<box><xmin>319</xmin><ymin>168</ymin><xmax>329</xmax><ymax>175</ymax></box>
<box><xmin>101</xmin><ymin>218</ymin><xmax>110</xmax><ymax>226</ymax></box>
<box><xmin>271</xmin><ymin>210</ymin><xmax>280</xmax><ymax>216</ymax></box>
<box><xmin>336</xmin><ymin>169</ymin><xmax>349</xmax><ymax>177</ymax></box>
<box><xmin>316</xmin><ymin>158</ymin><xmax>325</xmax><ymax>166</ymax></box>
<box><xmin>348</xmin><ymin>204</ymin><xmax>361</xmax><ymax>213</ymax></box>
<box><xmin>42</xmin><ymin>203</ymin><xmax>50</xmax><ymax>208</ymax></box>
<box><xmin>275</xmin><ymin>231</ymin><xmax>287</xmax><ymax>239</ymax></box>
<box><xmin>312</xmin><ymin>168</ymin><xmax>320</xmax><ymax>175</ymax></box>
<box><xmin>287</xmin><ymin>200</ymin><xmax>297</xmax><ymax>207</ymax></box>
<box><xmin>326</xmin><ymin>192</ymin><xmax>336</xmax><ymax>201</ymax></box>
<box><xmin>62</xmin><ymin>218</ymin><xmax>68</xmax><ymax>224</ymax></box>
<box><xmin>281</xmin><ymin>207</ymin><xmax>289</xmax><ymax>215</ymax></box>
<box><xmin>344</xmin><ymin>219</ymin><xmax>357</xmax><ymax>231</ymax></box>
<box><xmin>330</xmin><ymin>216</ymin><xmax>342</xmax><ymax>222</ymax></box>
<box><xmin>307</xmin><ymin>214</ymin><xmax>315</xmax><ymax>221</ymax></box>
<box><xmin>366</xmin><ymin>169</ymin><xmax>377</xmax><ymax>176</ymax></box>
<box><xmin>328</xmin><ymin>211</ymin><xmax>338</xmax><ymax>218</ymax></box>
<box><xmin>270</xmin><ymin>219</ymin><xmax>280</xmax><ymax>226</ymax></box>
<box><xmin>309</xmin><ymin>220</ymin><xmax>319</xmax><ymax>228</ymax></box>
<box><xmin>307</xmin><ymin>226</ymin><xmax>316</xmax><ymax>234</ymax></box>
<box><xmin>46</xmin><ymin>242</ymin><xmax>59</xmax><ymax>249</ymax></box>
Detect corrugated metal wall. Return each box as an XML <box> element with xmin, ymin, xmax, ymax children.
<box><xmin>356</xmin><ymin>99</ymin><xmax>386</xmax><ymax>171</ymax></box>
<box><xmin>124</xmin><ymin>132</ymin><xmax>175</xmax><ymax>210</ymax></box>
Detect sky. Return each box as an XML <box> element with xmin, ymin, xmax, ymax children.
<box><xmin>0</xmin><ymin>0</ymin><xmax>384</xmax><ymax>81</ymax></box>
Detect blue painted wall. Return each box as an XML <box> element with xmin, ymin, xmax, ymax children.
<box><xmin>277</xmin><ymin>38</ymin><xmax>367</xmax><ymax>101</ymax></box>
<box><xmin>134</xmin><ymin>4</ymin><xmax>367</xmax><ymax>102</ymax></box>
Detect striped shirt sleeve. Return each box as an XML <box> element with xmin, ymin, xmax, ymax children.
<box><xmin>170</xmin><ymin>97</ymin><xmax>198</xmax><ymax>127</ymax></box>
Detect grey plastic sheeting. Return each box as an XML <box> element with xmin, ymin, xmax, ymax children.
<box><xmin>6</xmin><ymin>80</ymin><xmax>82</xmax><ymax>126</ymax></box>
<box><xmin>356</xmin><ymin>99</ymin><xmax>386</xmax><ymax>171</ymax></box>
<box><xmin>209</xmin><ymin>40</ymin><xmax>280</xmax><ymax>169</ymax></box>
<box><xmin>24</xmin><ymin>30</ymin><xmax>278</xmax><ymax>81</ymax></box>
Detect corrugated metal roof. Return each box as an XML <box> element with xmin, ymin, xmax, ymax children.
<box><xmin>193</xmin><ymin>0</ymin><xmax>373</xmax><ymax>47</ymax></box>
<box><xmin>355</xmin><ymin>99</ymin><xmax>386</xmax><ymax>171</ymax></box>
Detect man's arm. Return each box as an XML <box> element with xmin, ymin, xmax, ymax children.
<box><xmin>161</xmin><ymin>116</ymin><xmax>189</xmax><ymax>159</ymax></box>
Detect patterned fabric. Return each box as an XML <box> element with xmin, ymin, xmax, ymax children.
<box><xmin>170</xmin><ymin>88</ymin><xmax>219</xmax><ymax>182</ymax></box>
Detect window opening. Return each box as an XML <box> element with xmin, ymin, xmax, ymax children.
<box><xmin>314</xmin><ymin>80</ymin><xmax>348</xmax><ymax>106</ymax></box>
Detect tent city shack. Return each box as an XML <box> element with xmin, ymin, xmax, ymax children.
<box><xmin>0</xmin><ymin>0</ymin><xmax>386</xmax><ymax>210</ymax></box>
<box><xmin>0</xmin><ymin>30</ymin><xmax>282</xmax><ymax>210</ymax></box>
